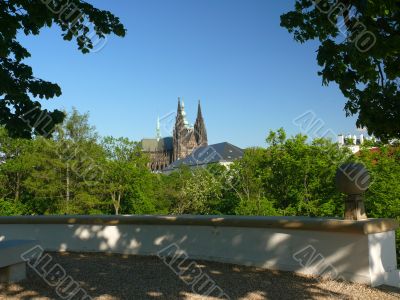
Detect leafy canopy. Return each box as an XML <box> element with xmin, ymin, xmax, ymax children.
<box><xmin>0</xmin><ymin>0</ymin><xmax>126</xmax><ymax>138</ymax></box>
<box><xmin>281</xmin><ymin>1</ymin><xmax>400</xmax><ymax>141</ymax></box>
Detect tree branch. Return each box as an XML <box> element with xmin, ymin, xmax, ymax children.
<box><xmin>376</xmin><ymin>59</ymin><xmax>385</xmax><ymax>89</ymax></box>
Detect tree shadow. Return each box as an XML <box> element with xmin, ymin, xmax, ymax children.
<box><xmin>0</xmin><ymin>216</ymin><xmax>399</xmax><ymax>299</ymax></box>
<box><xmin>0</xmin><ymin>252</ymin><xmax>399</xmax><ymax>300</ymax></box>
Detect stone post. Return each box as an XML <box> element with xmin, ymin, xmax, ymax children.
<box><xmin>335</xmin><ymin>163</ymin><xmax>370</xmax><ymax>220</ymax></box>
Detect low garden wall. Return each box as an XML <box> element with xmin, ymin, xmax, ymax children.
<box><xmin>0</xmin><ymin>215</ymin><xmax>399</xmax><ymax>288</ymax></box>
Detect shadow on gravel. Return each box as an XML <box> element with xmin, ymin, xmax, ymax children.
<box><xmin>1</xmin><ymin>252</ymin><xmax>399</xmax><ymax>300</ymax></box>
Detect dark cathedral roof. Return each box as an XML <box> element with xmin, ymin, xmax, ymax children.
<box><xmin>163</xmin><ymin>142</ymin><xmax>243</xmax><ymax>172</ymax></box>
<box><xmin>141</xmin><ymin>137</ymin><xmax>173</xmax><ymax>152</ymax></box>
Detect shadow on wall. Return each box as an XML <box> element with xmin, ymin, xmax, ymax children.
<box><xmin>0</xmin><ymin>218</ymin><xmax>399</xmax><ymax>299</ymax></box>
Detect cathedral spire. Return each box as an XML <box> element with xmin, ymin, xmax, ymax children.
<box><xmin>194</xmin><ymin>99</ymin><xmax>208</xmax><ymax>146</ymax></box>
<box><xmin>177</xmin><ymin>97</ymin><xmax>182</xmax><ymax>114</ymax></box>
<box><xmin>181</xmin><ymin>97</ymin><xmax>190</xmax><ymax>127</ymax></box>
<box><xmin>174</xmin><ymin>97</ymin><xmax>185</xmax><ymax>161</ymax></box>
<box><xmin>197</xmin><ymin>99</ymin><xmax>203</xmax><ymax>119</ymax></box>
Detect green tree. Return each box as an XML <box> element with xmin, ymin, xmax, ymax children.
<box><xmin>53</xmin><ymin>109</ymin><xmax>103</xmax><ymax>213</ymax></box>
<box><xmin>22</xmin><ymin>110</ymin><xmax>104</xmax><ymax>214</ymax></box>
<box><xmin>56</xmin><ymin>110</ymin><xmax>104</xmax><ymax>214</ymax></box>
<box><xmin>161</xmin><ymin>166</ymin><xmax>192</xmax><ymax>214</ymax></box>
<box><xmin>0</xmin><ymin>198</ymin><xmax>25</xmax><ymax>216</ymax></box>
<box><xmin>0</xmin><ymin>128</ymin><xmax>34</xmax><ymax>202</ymax></box>
<box><xmin>229</xmin><ymin>147</ymin><xmax>277</xmax><ymax>216</ymax></box>
<box><xmin>281</xmin><ymin>1</ymin><xmax>400</xmax><ymax>141</ymax></box>
<box><xmin>358</xmin><ymin>145</ymin><xmax>400</xmax><ymax>264</ymax></box>
<box><xmin>101</xmin><ymin>137</ymin><xmax>150</xmax><ymax>215</ymax></box>
<box><xmin>22</xmin><ymin>137</ymin><xmax>64</xmax><ymax>214</ymax></box>
<box><xmin>164</xmin><ymin>166</ymin><xmax>223</xmax><ymax>215</ymax></box>
<box><xmin>263</xmin><ymin>129</ymin><xmax>351</xmax><ymax>216</ymax></box>
<box><xmin>179</xmin><ymin>168</ymin><xmax>222</xmax><ymax>215</ymax></box>
<box><xmin>0</xmin><ymin>1</ymin><xmax>126</xmax><ymax>138</ymax></box>
<box><xmin>205</xmin><ymin>163</ymin><xmax>240</xmax><ymax>215</ymax></box>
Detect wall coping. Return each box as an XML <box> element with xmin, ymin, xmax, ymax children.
<box><xmin>0</xmin><ymin>215</ymin><xmax>398</xmax><ymax>234</ymax></box>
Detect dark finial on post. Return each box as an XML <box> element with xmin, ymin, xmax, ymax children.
<box><xmin>335</xmin><ymin>163</ymin><xmax>370</xmax><ymax>220</ymax></box>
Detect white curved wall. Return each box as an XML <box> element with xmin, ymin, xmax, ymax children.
<box><xmin>0</xmin><ymin>216</ymin><xmax>398</xmax><ymax>288</ymax></box>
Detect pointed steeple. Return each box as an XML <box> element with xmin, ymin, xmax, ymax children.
<box><xmin>175</xmin><ymin>97</ymin><xmax>184</xmax><ymax>126</ymax></box>
<box><xmin>181</xmin><ymin>97</ymin><xmax>190</xmax><ymax>127</ymax></box>
<box><xmin>194</xmin><ymin>99</ymin><xmax>208</xmax><ymax>146</ymax></box>
<box><xmin>174</xmin><ymin>97</ymin><xmax>185</xmax><ymax>161</ymax></box>
<box><xmin>177</xmin><ymin>97</ymin><xmax>182</xmax><ymax>114</ymax></box>
<box><xmin>197</xmin><ymin>99</ymin><xmax>203</xmax><ymax>119</ymax></box>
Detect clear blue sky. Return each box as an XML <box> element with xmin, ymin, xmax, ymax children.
<box><xmin>20</xmin><ymin>0</ymin><xmax>362</xmax><ymax>148</ymax></box>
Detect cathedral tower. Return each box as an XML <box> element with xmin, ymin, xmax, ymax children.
<box><xmin>173</xmin><ymin>98</ymin><xmax>185</xmax><ymax>161</ymax></box>
<box><xmin>194</xmin><ymin>100</ymin><xmax>208</xmax><ymax>147</ymax></box>
<box><xmin>172</xmin><ymin>98</ymin><xmax>207</xmax><ymax>161</ymax></box>
<box><xmin>144</xmin><ymin>98</ymin><xmax>209</xmax><ymax>171</ymax></box>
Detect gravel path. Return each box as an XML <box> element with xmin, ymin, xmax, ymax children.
<box><xmin>0</xmin><ymin>252</ymin><xmax>399</xmax><ymax>300</ymax></box>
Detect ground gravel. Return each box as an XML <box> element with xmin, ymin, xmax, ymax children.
<box><xmin>0</xmin><ymin>252</ymin><xmax>399</xmax><ymax>300</ymax></box>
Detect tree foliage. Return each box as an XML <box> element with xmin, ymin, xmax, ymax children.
<box><xmin>358</xmin><ymin>144</ymin><xmax>400</xmax><ymax>263</ymax></box>
<box><xmin>101</xmin><ymin>136</ymin><xmax>150</xmax><ymax>215</ymax></box>
<box><xmin>280</xmin><ymin>1</ymin><xmax>400</xmax><ymax>140</ymax></box>
<box><xmin>226</xmin><ymin>129</ymin><xmax>352</xmax><ymax>217</ymax></box>
<box><xmin>0</xmin><ymin>114</ymin><xmax>399</xmax><ymax>265</ymax></box>
<box><xmin>0</xmin><ymin>1</ymin><xmax>126</xmax><ymax>138</ymax></box>
<box><xmin>175</xmin><ymin>167</ymin><xmax>222</xmax><ymax>215</ymax></box>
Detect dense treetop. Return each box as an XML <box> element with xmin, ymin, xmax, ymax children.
<box><xmin>281</xmin><ymin>1</ymin><xmax>400</xmax><ymax>141</ymax></box>
<box><xmin>0</xmin><ymin>0</ymin><xmax>125</xmax><ymax>138</ymax></box>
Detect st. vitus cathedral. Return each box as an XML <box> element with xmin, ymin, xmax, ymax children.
<box><xmin>142</xmin><ymin>98</ymin><xmax>208</xmax><ymax>171</ymax></box>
